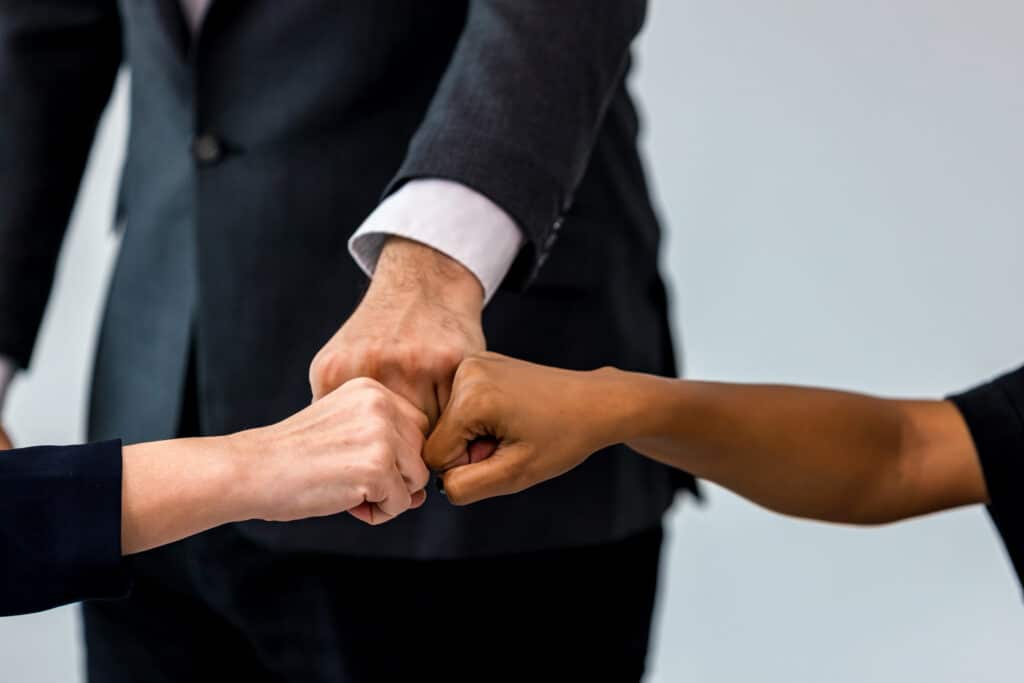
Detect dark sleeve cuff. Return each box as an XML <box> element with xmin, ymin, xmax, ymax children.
<box><xmin>949</xmin><ymin>365</ymin><xmax>1024</xmax><ymax>595</ymax></box>
<box><xmin>0</xmin><ymin>440</ymin><xmax>132</xmax><ymax>616</ymax></box>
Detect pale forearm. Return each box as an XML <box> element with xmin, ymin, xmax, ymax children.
<box><xmin>607</xmin><ymin>372</ymin><xmax>987</xmax><ymax>524</ymax></box>
<box><xmin>121</xmin><ymin>435</ymin><xmax>248</xmax><ymax>555</ymax></box>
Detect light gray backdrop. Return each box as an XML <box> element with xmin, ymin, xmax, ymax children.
<box><xmin>2</xmin><ymin>1</ymin><xmax>1022</xmax><ymax>680</ymax></box>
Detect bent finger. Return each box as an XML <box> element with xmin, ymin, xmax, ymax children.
<box><xmin>441</xmin><ymin>443</ymin><xmax>534</xmax><ymax>506</ymax></box>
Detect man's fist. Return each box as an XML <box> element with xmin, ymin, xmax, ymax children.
<box><xmin>424</xmin><ymin>353</ymin><xmax>627</xmax><ymax>505</ymax></box>
<box><xmin>309</xmin><ymin>237</ymin><xmax>485</xmax><ymax>427</ymax></box>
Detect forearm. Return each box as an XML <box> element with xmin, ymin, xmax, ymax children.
<box><xmin>603</xmin><ymin>371</ymin><xmax>987</xmax><ymax>524</ymax></box>
<box><xmin>121</xmin><ymin>435</ymin><xmax>249</xmax><ymax>554</ymax></box>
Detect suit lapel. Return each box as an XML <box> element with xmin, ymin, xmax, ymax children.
<box><xmin>154</xmin><ymin>0</ymin><xmax>190</xmax><ymax>59</ymax></box>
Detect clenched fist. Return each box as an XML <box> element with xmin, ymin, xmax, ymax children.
<box><xmin>122</xmin><ymin>376</ymin><xmax>433</xmax><ymax>554</ymax></box>
<box><xmin>236</xmin><ymin>376</ymin><xmax>431</xmax><ymax>526</ymax></box>
<box><xmin>309</xmin><ymin>237</ymin><xmax>485</xmax><ymax>427</ymax></box>
<box><xmin>424</xmin><ymin>353</ymin><xmax>628</xmax><ymax>505</ymax></box>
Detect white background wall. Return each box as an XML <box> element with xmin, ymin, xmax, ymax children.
<box><xmin>2</xmin><ymin>1</ymin><xmax>1023</xmax><ymax>680</ymax></box>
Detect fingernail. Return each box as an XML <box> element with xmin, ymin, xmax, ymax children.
<box><xmin>435</xmin><ymin>476</ymin><xmax>447</xmax><ymax>498</ymax></box>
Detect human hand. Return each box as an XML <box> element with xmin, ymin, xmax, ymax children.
<box><xmin>424</xmin><ymin>353</ymin><xmax>630</xmax><ymax>505</ymax></box>
<box><xmin>309</xmin><ymin>237</ymin><xmax>485</xmax><ymax>427</ymax></box>
<box><xmin>0</xmin><ymin>425</ymin><xmax>10</xmax><ymax>450</ymax></box>
<box><xmin>233</xmin><ymin>377</ymin><xmax>431</xmax><ymax>525</ymax></box>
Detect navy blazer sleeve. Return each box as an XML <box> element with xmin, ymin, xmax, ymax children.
<box><xmin>0</xmin><ymin>440</ymin><xmax>130</xmax><ymax>616</ymax></box>
<box><xmin>386</xmin><ymin>0</ymin><xmax>648</xmax><ymax>288</ymax></box>
<box><xmin>950</xmin><ymin>365</ymin><xmax>1024</xmax><ymax>595</ymax></box>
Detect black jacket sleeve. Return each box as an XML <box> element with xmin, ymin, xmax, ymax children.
<box><xmin>385</xmin><ymin>0</ymin><xmax>648</xmax><ymax>287</ymax></box>
<box><xmin>0</xmin><ymin>2</ymin><xmax>122</xmax><ymax>368</ymax></box>
<box><xmin>0</xmin><ymin>440</ymin><xmax>129</xmax><ymax>617</ymax></box>
<box><xmin>949</xmin><ymin>365</ymin><xmax>1024</xmax><ymax>595</ymax></box>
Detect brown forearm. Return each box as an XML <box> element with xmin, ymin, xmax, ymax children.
<box><xmin>602</xmin><ymin>371</ymin><xmax>987</xmax><ymax>524</ymax></box>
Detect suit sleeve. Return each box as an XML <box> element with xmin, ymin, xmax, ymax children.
<box><xmin>0</xmin><ymin>2</ymin><xmax>123</xmax><ymax>369</ymax></box>
<box><xmin>385</xmin><ymin>0</ymin><xmax>648</xmax><ymax>288</ymax></box>
<box><xmin>0</xmin><ymin>440</ymin><xmax>130</xmax><ymax>617</ymax></box>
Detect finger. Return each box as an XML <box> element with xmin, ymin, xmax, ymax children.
<box><xmin>348</xmin><ymin>503</ymin><xmax>397</xmax><ymax>526</ymax></box>
<box><xmin>347</xmin><ymin>502</ymin><xmax>375</xmax><ymax>525</ymax></box>
<box><xmin>309</xmin><ymin>357</ymin><xmax>344</xmax><ymax>403</ymax></box>
<box><xmin>436</xmin><ymin>364</ymin><xmax>458</xmax><ymax>415</ymax></box>
<box><xmin>379</xmin><ymin>367</ymin><xmax>440</xmax><ymax>430</ymax></box>
<box><xmin>468</xmin><ymin>437</ymin><xmax>499</xmax><ymax>463</ymax></box>
<box><xmin>441</xmin><ymin>443</ymin><xmax>534</xmax><ymax>506</ymax></box>
<box><xmin>424</xmin><ymin>403</ymin><xmax>475</xmax><ymax>471</ymax></box>
<box><xmin>394</xmin><ymin>393</ymin><xmax>431</xmax><ymax>437</ymax></box>
<box><xmin>410</xmin><ymin>489</ymin><xmax>427</xmax><ymax>509</ymax></box>
<box><xmin>372</xmin><ymin>467</ymin><xmax>414</xmax><ymax>518</ymax></box>
<box><xmin>396</xmin><ymin>438</ymin><xmax>431</xmax><ymax>493</ymax></box>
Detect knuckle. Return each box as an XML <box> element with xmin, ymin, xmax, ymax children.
<box><xmin>460</xmin><ymin>384</ymin><xmax>498</xmax><ymax>417</ymax></box>
<box><xmin>362</xmin><ymin>343</ymin><xmax>390</xmax><ymax>371</ymax></box>
<box><xmin>308</xmin><ymin>353</ymin><xmax>332</xmax><ymax>389</ymax></box>
<box><xmin>408</xmin><ymin>462</ymin><xmax>430</xmax><ymax>491</ymax></box>
<box><xmin>355</xmin><ymin>482</ymin><xmax>375</xmax><ymax>504</ymax></box>
<box><xmin>310</xmin><ymin>351</ymin><xmax>356</xmax><ymax>395</ymax></box>
<box><xmin>361</xmin><ymin>385</ymin><xmax>394</xmax><ymax>414</ymax></box>
<box><xmin>367</xmin><ymin>443</ymin><xmax>391</xmax><ymax>468</ymax></box>
<box><xmin>345</xmin><ymin>376</ymin><xmax>379</xmax><ymax>391</ymax></box>
<box><xmin>445</xmin><ymin>481</ymin><xmax>470</xmax><ymax>506</ymax></box>
<box><xmin>456</xmin><ymin>355</ymin><xmax>484</xmax><ymax>380</ymax></box>
<box><xmin>435</xmin><ymin>346</ymin><xmax>464</xmax><ymax>373</ymax></box>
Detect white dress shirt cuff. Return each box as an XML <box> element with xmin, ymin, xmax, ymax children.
<box><xmin>0</xmin><ymin>356</ymin><xmax>15</xmax><ymax>414</ymax></box>
<box><xmin>349</xmin><ymin>179</ymin><xmax>524</xmax><ymax>304</ymax></box>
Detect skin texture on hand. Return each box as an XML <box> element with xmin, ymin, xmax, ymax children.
<box><xmin>426</xmin><ymin>353</ymin><xmax>989</xmax><ymax>524</ymax></box>
<box><xmin>310</xmin><ymin>236</ymin><xmax>485</xmax><ymax>428</ymax></box>
<box><xmin>424</xmin><ymin>353</ymin><xmax>623</xmax><ymax>505</ymax></box>
<box><xmin>122</xmin><ymin>377</ymin><xmax>430</xmax><ymax>554</ymax></box>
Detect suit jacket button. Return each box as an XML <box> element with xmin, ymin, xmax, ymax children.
<box><xmin>193</xmin><ymin>133</ymin><xmax>224</xmax><ymax>165</ymax></box>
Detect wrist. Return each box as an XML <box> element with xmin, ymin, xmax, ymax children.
<box><xmin>574</xmin><ymin>367</ymin><xmax>648</xmax><ymax>452</ymax></box>
<box><xmin>209</xmin><ymin>431</ymin><xmax>262</xmax><ymax>524</ymax></box>
<box><xmin>370</xmin><ymin>236</ymin><xmax>484</xmax><ymax>316</ymax></box>
<box><xmin>586</xmin><ymin>367</ymin><xmax>681</xmax><ymax>449</ymax></box>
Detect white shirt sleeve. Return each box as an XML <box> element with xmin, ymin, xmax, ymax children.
<box><xmin>348</xmin><ymin>179</ymin><xmax>524</xmax><ymax>304</ymax></box>
<box><xmin>0</xmin><ymin>356</ymin><xmax>14</xmax><ymax>414</ymax></box>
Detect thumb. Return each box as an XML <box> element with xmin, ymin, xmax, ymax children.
<box><xmin>440</xmin><ymin>442</ymin><xmax>534</xmax><ymax>506</ymax></box>
<box><xmin>424</xmin><ymin>397</ymin><xmax>489</xmax><ymax>471</ymax></box>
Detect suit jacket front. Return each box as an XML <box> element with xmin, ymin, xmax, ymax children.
<box><xmin>0</xmin><ymin>0</ymin><xmax>696</xmax><ymax>558</ymax></box>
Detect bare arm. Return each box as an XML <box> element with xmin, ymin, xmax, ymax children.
<box><xmin>1</xmin><ymin>378</ymin><xmax>429</xmax><ymax>557</ymax></box>
<box><xmin>120</xmin><ymin>436</ymin><xmax>248</xmax><ymax>554</ymax></box>
<box><xmin>618</xmin><ymin>376</ymin><xmax>986</xmax><ymax>524</ymax></box>
<box><xmin>425</xmin><ymin>353</ymin><xmax>988</xmax><ymax>524</ymax></box>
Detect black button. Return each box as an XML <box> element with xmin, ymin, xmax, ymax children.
<box><xmin>192</xmin><ymin>133</ymin><xmax>224</xmax><ymax>165</ymax></box>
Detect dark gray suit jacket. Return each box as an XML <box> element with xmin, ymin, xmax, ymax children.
<box><xmin>0</xmin><ymin>0</ymin><xmax>696</xmax><ymax>558</ymax></box>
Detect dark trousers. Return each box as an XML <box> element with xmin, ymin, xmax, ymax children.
<box><xmin>82</xmin><ymin>363</ymin><xmax>664</xmax><ymax>682</ymax></box>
